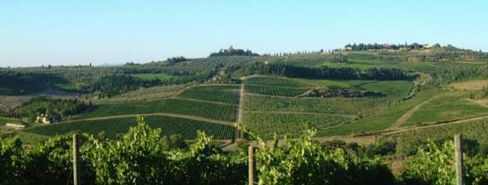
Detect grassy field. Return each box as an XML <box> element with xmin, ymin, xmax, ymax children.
<box><xmin>25</xmin><ymin>116</ymin><xmax>235</xmax><ymax>139</ymax></box>
<box><xmin>357</xmin><ymin>80</ymin><xmax>412</xmax><ymax>99</ymax></box>
<box><xmin>52</xmin><ymin>81</ymin><xmax>89</xmax><ymax>92</ymax></box>
<box><xmin>130</xmin><ymin>73</ymin><xmax>173</xmax><ymax>81</ymax></box>
<box><xmin>405</xmin><ymin>92</ymin><xmax>488</xmax><ymax>125</ymax></box>
<box><xmin>75</xmin><ymin>98</ymin><xmax>238</xmax><ymax>122</ymax></box>
<box><xmin>177</xmin><ymin>85</ymin><xmax>240</xmax><ymax>104</ymax></box>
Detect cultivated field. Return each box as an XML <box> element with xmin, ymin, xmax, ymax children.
<box><xmin>4</xmin><ymin>48</ymin><xmax>488</xmax><ymax>149</ymax></box>
<box><xmin>25</xmin><ymin>115</ymin><xmax>234</xmax><ymax>139</ymax></box>
<box><xmin>240</xmin><ymin>76</ymin><xmax>413</xmax><ymax>138</ymax></box>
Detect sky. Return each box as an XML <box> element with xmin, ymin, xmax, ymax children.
<box><xmin>0</xmin><ymin>0</ymin><xmax>487</xmax><ymax>67</ymax></box>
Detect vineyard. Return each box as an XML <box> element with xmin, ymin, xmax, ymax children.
<box><xmin>15</xmin><ymin>83</ymin><xmax>243</xmax><ymax>142</ymax></box>
<box><xmin>4</xmin><ymin>2</ymin><xmax>488</xmax><ymax>183</ymax></box>
<box><xmin>240</xmin><ymin>75</ymin><xmax>412</xmax><ymax>137</ymax></box>
<box><xmin>3</xmin><ymin>50</ymin><xmax>488</xmax><ymax>143</ymax></box>
<box><xmin>243</xmin><ymin>112</ymin><xmax>351</xmax><ymax>137</ymax></box>
<box><xmin>177</xmin><ymin>85</ymin><xmax>240</xmax><ymax>105</ymax></box>
<box><xmin>405</xmin><ymin>92</ymin><xmax>488</xmax><ymax>126</ymax></box>
<box><xmin>244</xmin><ymin>76</ymin><xmax>313</xmax><ymax>97</ymax></box>
<box><xmin>380</xmin><ymin>117</ymin><xmax>488</xmax><ymax>155</ymax></box>
<box><xmin>95</xmin><ymin>84</ymin><xmax>189</xmax><ymax>103</ymax></box>
<box><xmin>25</xmin><ymin>116</ymin><xmax>234</xmax><ymax>139</ymax></box>
<box><xmin>75</xmin><ymin>98</ymin><xmax>238</xmax><ymax>122</ymax></box>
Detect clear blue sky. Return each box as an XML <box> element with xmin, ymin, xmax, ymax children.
<box><xmin>1</xmin><ymin>0</ymin><xmax>487</xmax><ymax>67</ymax></box>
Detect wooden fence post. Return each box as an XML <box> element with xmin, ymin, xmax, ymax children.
<box><xmin>73</xmin><ymin>134</ymin><xmax>80</xmax><ymax>185</ymax></box>
<box><xmin>248</xmin><ymin>146</ymin><xmax>256</xmax><ymax>185</ymax></box>
<box><xmin>455</xmin><ymin>134</ymin><xmax>463</xmax><ymax>185</ymax></box>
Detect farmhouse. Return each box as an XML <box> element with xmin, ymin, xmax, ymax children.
<box><xmin>36</xmin><ymin>114</ymin><xmax>50</xmax><ymax>124</ymax></box>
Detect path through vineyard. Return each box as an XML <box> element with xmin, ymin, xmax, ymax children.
<box><xmin>320</xmin><ymin>112</ymin><xmax>488</xmax><ymax>145</ymax></box>
<box><xmin>61</xmin><ymin>112</ymin><xmax>234</xmax><ymax>126</ymax></box>
<box><xmin>235</xmin><ymin>76</ymin><xmax>248</xmax><ymax>141</ymax></box>
<box><xmin>389</xmin><ymin>95</ymin><xmax>443</xmax><ymax>129</ymax></box>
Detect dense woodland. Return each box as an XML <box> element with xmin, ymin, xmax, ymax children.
<box><xmin>2</xmin><ymin>97</ymin><xmax>89</xmax><ymax>122</ymax></box>
<box><xmin>0</xmin><ymin>71</ymin><xmax>49</xmax><ymax>95</ymax></box>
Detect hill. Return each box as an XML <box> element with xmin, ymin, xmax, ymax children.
<box><xmin>1</xmin><ymin>44</ymin><xmax>488</xmax><ymax>146</ymax></box>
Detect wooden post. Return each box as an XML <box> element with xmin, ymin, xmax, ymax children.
<box><xmin>455</xmin><ymin>134</ymin><xmax>463</xmax><ymax>185</ymax></box>
<box><xmin>73</xmin><ymin>134</ymin><xmax>80</xmax><ymax>185</ymax></box>
<box><xmin>248</xmin><ymin>146</ymin><xmax>256</xmax><ymax>185</ymax></box>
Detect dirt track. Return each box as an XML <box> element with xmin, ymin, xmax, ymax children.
<box><xmin>388</xmin><ymin>95</ymin><xmax>442</xmax><ymax>129</ymax></box>
<box><xmin>60</xmin><ymin>112</ymin><xmax>235</xmax><ymax>126</ymax></box>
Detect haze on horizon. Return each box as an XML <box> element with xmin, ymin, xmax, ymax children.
<box><xmin>1</xmin><ymin>0</ymin><xmax>487</xmax><ymax>67</ymax></box>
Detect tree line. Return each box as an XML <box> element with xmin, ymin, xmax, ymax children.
<box><xmin>209</xmin><ymin>46</ymin><xmax>259</xmax><ymax>57</ymax></box>
<box><xmin>344</xmin><ymin>43</ymin><xmax>440</xmax><ymax>51</ymax></box>
<box><xmin>2</xmin><ymin>97</ymin><xmax>89</xmax><ymax>122</ymax></box>
<box><xmin>239</xmin><ymin>62</ymin><xmax>415</xmax><ymax>80</ymax></box>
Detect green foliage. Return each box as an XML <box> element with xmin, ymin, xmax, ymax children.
<box><xmin>3</xmin><ymin>119</ymin><xmax>488</xmax><ymax>184</ymax></box>
<box><xmin>300</xmin><ymin>87</ymin><xmax>384</xmax><ymax>98</ymax></box>
<box><xmin>91</xmin><ymin>73</ymin><xmax>162</xmax><ymax>98</ymax></box>
<box><xmin>1</xmin><ymin>117</ymin><xmax>247</xmax><ymax>185</ymax></box>
<box><xmin>129</xmin><ymin>73</ymin><xmax>173</xmax><ymax>81</ymax></box>
<box><xmin>240</xmin><ymin>62</ymin><xmax>415</xmax><ymax>80</ymax></box>
<box><xmin>0</xmin><ymin>137</ymin><xmax>22</xmax><ymax>185</ymax></box>
<box><xmin>401</xmin><ymin>140</ymin><xmax>488</xmax><ymax>185</ymax></box>
<box><xmin>401</xmin><ymin>141</ymin><xmax>456</xmax><ymax>185</ymax></box>
<box><xmin>0</xmin><ymin>117</ymin><xmax>21</xmax><ymax>125</ymax></box>
<box><xmin>254</xmin><ymin>130</ymin><xmax>395</xmax><ymax>185</ymax></box>
<box><xmin>4</xmin><ymin>97</ymin><xmax>88</xmax><ymax>121</ymax></box>
<box><xmin>209</xmin><ymin>46</ymin><xmax>259</xmax><ymax>57</ymax></box>
<box><xmin>84</xmin><ymin>117</ymin><xmax>174</xmax><ymax>184</ymax></box>
<box><xmin>466</xmin><ymin>156</ymin><xmax>488</xmax><ymax>185</ymax></box>
<box><xmin>0</xmin><ymin>71</ymin><xmax>49</xmax><ymax>95</ymax></box>
<box><xmin>344</xmin><ymin>43</ymin><xmax>436</xmax><ymax>51</ymax></box>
